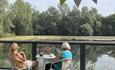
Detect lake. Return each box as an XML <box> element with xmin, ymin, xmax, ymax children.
<box><xmin>87</xmin><ymin>54</ymin><xmax>115</xmax><ymax>70</ymax></box>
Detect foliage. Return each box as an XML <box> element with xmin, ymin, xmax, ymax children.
<box><xmin>71</xmin><ymin>61</ymin><xmax>80</xmax><ymax>70</ymax></box>
<box><xmin>80</xmin><ymin>23</ymin><xmax>93</xmax><ymax>35</ymax></box>
<box><xmin>101</xmin><ymin>14</ymin><xmax>115</xmax><ymax>35</ymax></box>
<box><xmin>0</xmin><ymin>0</ymin><xmax>114</xmax><ymax>36</ymax></box>
<box><xmin>19</xmin><ymin>44</ymin><xmax>32</xmax><ymax>59</ymax></box>
<box><xmin>0</xmin><ymin>0</ymin><xmax>115</xmax><ymax>68</ymax></box>
<box><xmin>0</xmin><ymin>0</ymin><xmax>12</xmax><ymax>36</ymax></box>
<box><xmin>10</xmin><ymin>0</ymin><xmax>33</xmax><ymax>35</ymax></box>
<box><xmin>33</xmin><ymin>7</ymin><xmax>60</xmax><ymax>35</ymax></box>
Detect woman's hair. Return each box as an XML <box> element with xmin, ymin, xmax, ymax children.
<box><xmin>9</xmin><ymin>43</ymin><xmax>19</xmax><ymax>55</ymax></box>
<box><xmin>62</xmin><ymin>42</ymin><xmax>71</xmax><ymax>50</ymax></box>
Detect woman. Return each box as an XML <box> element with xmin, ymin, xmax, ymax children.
<box><xmin>45</xmin><ymin>42</ymin><xmax>72</xmax><ymax>70</ymax></box>
<box><xmin>9</xmin><ymin>43</ymin><xmax>37</xmax><ymax>69</ymax></box>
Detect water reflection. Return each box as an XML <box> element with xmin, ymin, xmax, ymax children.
<box><xmin>87</xmin><ymin>54</ymin><xmax>115</xmax><ymax>70</ymax></box>
<box><xmin>95</xmin><ymin>54</ymin><xmax>115</xmax><ymax>70</ymax></box>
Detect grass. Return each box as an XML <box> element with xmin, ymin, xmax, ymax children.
<box><xmin>0</xmin><ymin>59</ymin><xmax>11</xmax><ymax>67</ymax></box>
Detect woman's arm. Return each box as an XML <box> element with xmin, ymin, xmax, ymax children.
<box><xmin>53</xmin><ymin>52</ymin><xmax>61</xmax><ymax>63</ymax></box>
<box><xmin>19</xmin><ymin>51</ymin><xmax>26</xmax><ymax>61</ymax></box>
<box><xmin>13</xmin><ymin>55</ymin><xmax>24</xmax><ymax>62</ymax></box>
<box><xmin>14</xmin><ymin>52</ymin><xmax>26</xmax><ymax>62</ymax></box>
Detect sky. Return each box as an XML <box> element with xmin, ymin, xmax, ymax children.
<box><xmin>9</xmin><ymin>0</ymin><xmax>115</xmax><ymax>16</ymax></box>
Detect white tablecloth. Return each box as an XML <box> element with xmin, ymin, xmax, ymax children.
<box><xmin>36</xmin><ymin>54</ymin><xmax>55</xmax><ymax>59</ymax></box>
<box><xmin>36</xmin><ymin>54</ymin><xmax>55</xmax><ymax>70</ymax></box>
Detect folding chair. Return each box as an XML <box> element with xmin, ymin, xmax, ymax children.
<box><xmin>50</xmin><ymin>58</ymin><xmax>72</xmax><ymax>70</ymax></box>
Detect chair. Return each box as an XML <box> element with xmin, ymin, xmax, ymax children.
<box><xmin>50</xmin><ymin>58</ymin><xmax>72</xmax><ymax>70</ymax></box>
<box><xmin>61</xmin><ymin>58</ymin><xmax>72</xmax><ymax>70</ymax></box>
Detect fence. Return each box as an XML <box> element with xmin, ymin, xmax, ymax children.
<box><xmin>0</xmin><ymin>36</ymin><xmax>115</xmax><ymax>70</ymax></box>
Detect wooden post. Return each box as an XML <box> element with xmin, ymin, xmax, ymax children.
<box><xmin>32</xmin><ymin>42</ymin><xmax>37</xmax><ymax>70</ymax></box>
<box><xmin>80</xmin><ymin>45</ymin><xmax>85</xmax><ymax>70</ymax></box>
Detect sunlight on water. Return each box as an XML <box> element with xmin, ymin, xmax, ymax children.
<box><xmin>95</xmin><ymin>54</ymin><xmax>115</xmax><ymax>70</ymax></box>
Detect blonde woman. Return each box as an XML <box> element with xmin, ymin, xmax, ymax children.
<box><xmin>9</xmin><ymin>43</ymin><xmax>38</xmax><ymax>69</ymax></box>
<box><xmin>45</xmin><ymin>42</ymin><xmax>72</xmax><ymax>70</ymax></box>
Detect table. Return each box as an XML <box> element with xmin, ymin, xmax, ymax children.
<box><xmin>36</xmin><ymin>54</ymin><xmax>55</xmax><ymax>70</ymax></box>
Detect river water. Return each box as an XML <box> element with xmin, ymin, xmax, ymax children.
<box><xmin>87</xmin><ymin>54</ymin><xmax>115</xmax><ymax>70</ymax></box>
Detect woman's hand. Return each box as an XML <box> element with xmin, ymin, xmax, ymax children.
<box><xmin>19</xmin><ymin>51</ymin><xmax>24</xmax><ymax>54</ymax></box>
<box><xmin>55</xmin><ymin>48</ymin><xmax>61</xmax><ymax>53</ymax></box>
<box><xmin>19</xmin><ymin>51</ymin><xmax>27</xmax><ymax>61</ymax></box>
<box><xmin>52</xmin><ymin>53</ymin><xmax>61</xmax><ymax>64</ymax></box>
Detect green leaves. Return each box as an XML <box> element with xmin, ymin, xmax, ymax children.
<box><xmin>60</xmin><ymin>0</ymin><xmax>66</xmax><ymax>5</ymax></box>
<box><xmin>80</xmin><ymin>23</ymin><xmax>93</xmax><ymax>35</ymax></box>
<box><xmin>0</xmin><ymin>0</ymin><xmax>11</xmax><ymax>36</ymax></box>
<box><xmin>11</xmin><ymin>0</ymin><xmax>33</xmax><ymax>35</ymax></box>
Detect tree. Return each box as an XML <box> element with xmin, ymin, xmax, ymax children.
<box><xmin>33</xmin><ymin>7</ymin><xmax>60</xmax><ymax>35</ymax></box>
<box><xmin>101</xmin><ymin>14</ymin><xmax>115</xmax><ymax>35</ymax></box>
<box><xmin>0</xmin><ymin>0</ymin><xmax>11</xmax><ymax>36</ymax></box>
<box><xmin>58</xmin><ymin>4</ymin><xmax>70</xmax><ymax>17</ymax></box>
<box><xmin>32</xmin><ymin>9</ymin><xmax>40</xmax><ymax>35</ymax></box>
<box><xmin>80</xmin><ymin>7</ymin><xmax>102</xmax><ymax>35</ymax></box>
<box><xmin>10</xmin><ymin>0</ymin><xmax>33</xmax><ymax>35</ymax></box>
<box><xmin>90</xmin><ymin>8</ymin><xmax>102</xmax><ymax>35</ymax></box>
<box><xmin>57</xmin><ymin>6</ymin><xmax>81</xmax><ymax>35</ymax></box>
<box><xmin>79</xmin><ymin>23</ymin><xmax>93</xmax><ymax>35</ymax></box>
<box><xmin>57</xmin><ymin>4</ymin><xmax>77</xmax><ymax>35</ymax></box>
<box><xmin>45</xmin><ymin>7</ymin><xmax>61</xmax><ymax>35</ymax></box>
